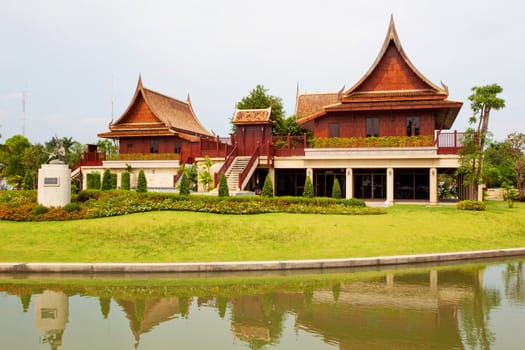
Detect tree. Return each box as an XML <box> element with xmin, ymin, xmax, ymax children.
<box><xmin>504</xmin><ymin>132</ymin><xmax>525</xmax><ymax>196</ymax></box>
<box><xmin>179</xmin><ymin>172</ymin><xmax>190</xmax><ymax>196</ymax></box>
<box><xmin>0</xmin><ymin>134</ymin><xmax>32</xmax><ymax>188</ymax></box>
<box><xmin>218</xmin><ymin>173</ymin><xmax>229</xmax><ymax>197</ymax></box>
<box><xmin>332</xmin><ymin>178</ymin><xmax>342</xmax><ymax>199</ymax></box>
<box><xmin>121</xmin><ymin>171</ymin><xmax>131</xmax><ymax>190</ymax></box>
<box><xmin>459</xmin><ymin>84</ymin><xmax>505</xmax><ymax>199</ymax></box>
<box><xmin>483</xmin><ymin>141</ymin><xmax>515</xmax><ymax>188</ymax></box>
<box><xmin>262</xmin><ymin>174</ymin><xmax>274</xmax><ymax>197</ymax></box>
<box><xmin>198</xmin><ymin>156</ymin><xmax>214</xmax><ymax>191</ymax></box>
<box><xmin>96</xmin><ymin>139</ymin><xmax>118</xmax><ymax>157</ymax></box>
<box><xmin>303</xmin><ymin>177</ymin><xmax>314</xmax><ymax>198</ymax></box>
<box><xmin>101</xmin><ymin>169</ymin><xmax>113</xmax><ymax>191</ymax></box>
<box><xmin>235</xmin><ymin>85</ymin><xmax>285</xmax><ymax>135</ymax></box>
<box><xmin>136</xmin><ymin>169</ymin><xmax>148</xmax><ymax>193</ymax></box>
<box><xmin>22</xmin><ymin>170</ymin><xmax>34</xmax><ymax>190</ymax></box>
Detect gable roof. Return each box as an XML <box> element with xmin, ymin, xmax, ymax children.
<box><xmin>99</xmin><ymin>76</ymin><xmax>212</xmax><ymax>139</ymax></box>
<box><xmin>295</xmin><ymin>92</ymin><xmax>340</xmax><ymax>119</ymax></box>
<box><xmin>342</xmin><ymin>15</ymin><xmax>447</xmax><ymax>100</ymax></box>
<box><xmin>233</xmin><ymin>107</ymin><xmax>272</xmax><ymax>125</ymax></box>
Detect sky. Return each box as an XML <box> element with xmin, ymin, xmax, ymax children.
<box><xmin>0</xmin><ymin>0</ymin><xmax>524</xmax><ymax>145</ymax></box>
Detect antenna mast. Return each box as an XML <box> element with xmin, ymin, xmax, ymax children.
<box><xmin>21</xmin><ymin>91</ymin><xmax>28</xmax><ymax>135</ymax></box>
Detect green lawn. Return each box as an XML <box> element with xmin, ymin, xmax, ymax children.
<box><xmin>0</xmin><ymin>201</ymin><xmax>524</xmax><ymax>263</ymax></box>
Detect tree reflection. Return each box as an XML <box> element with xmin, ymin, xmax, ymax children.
<box><xmin>503</xmin><ymin>261</ymin><xmax>525</xmax><ymax>304</ymax></box>
<box><xmin>459</xmin><ymin>269</ymin><xmax>501</xmax><ymax>350</ymax></box>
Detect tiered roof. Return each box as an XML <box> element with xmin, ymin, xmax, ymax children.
<box><xmin>98</xmin><ymin>76</ymin><xmax>212</xmax><ymax>141</ymax></box>
<box><xmin>296</xmin><ymin>16</ymin><xmax>462</xmax><ymax>130</ymax></box>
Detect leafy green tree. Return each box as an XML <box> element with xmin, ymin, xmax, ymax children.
<box><xmin>332</xmin><ymin>178</ymin><xmax>342</xmax><ymax>199</ymax></box>
<box><xmin>101</xmin><ymin>169</ymin><xmax>113</xmax><ymax>191</ymax></box>
<box><xmin>504</xmin><ymin>132</ymin><xmax>525</xmax><ymax>196</ymax></box>
<box><xmin>303</xmin><ymin>176</ymin><xmax>314</xmax><ymax>198</ymax></box>
<box><xmin>262</xmin><ymin>174</ymin><xmax>274</xmax><ymax>197</ymax></box>
<box><xmin>179</xmin><ymin>172</ymin><xmax>190</xmax><ymax>196</ymax></box>
<box><xmin>121</xmin><ymin>171</ymin><xmax>131</xmax><ymax>190</ymax></box>
<box><xmin>22</xmin><ymin>170</ymin><xmax>34</xmax><ymax>190</ymax></box>
<box><xmin>0</xmin><ymin>134</ymin><xmax>32</xmax><ymax>188</ymax></box>
<box><xmin>96</xmin><ymin>139</ymin><xmax>118</xmax><ymax>157</ymax></box>
<box><xmin>136</xmin><ymin>169</ymin><xmax>148</xmax><ymax>193</ymax></box>
<box><xmin>87</xmin><ymin>172</ymin><xmax>101</xmax><ymax>190</ymax></box>
<box><xmin>198</xmin><ymin>156</ymin><xmax>213</xmax><ymax>191</ymax></box>
<box><xmin>218</xmin><ymin>173</ymin><xmax>229</xmax><ymax>197</ymax></box>
<box><xmin>483</xmin><ymin>141</ymin><xmax>515</xmax><ymax>188</ymax></box>
<box><xmin>459</xmin><ymin>84</ymin><xmax>505</xmax><ymax>199</ymax></box>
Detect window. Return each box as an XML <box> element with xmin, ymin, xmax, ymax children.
<box><xmin>150</xmin><ymin>139</ymin><xmax>159</xmax><ymax>153</ymax></box>
<box><xmin>328</xmin><ymin>123</ymin><xmax>339</xmax><ymax>138</ymax></box>
<box><xmin>406</xmin><ymin>117</ymin><xmax>420</xmax><ymax>136</ymax></box>
<box><xmin>174</xmin><ymin>143</ymin><xmax>181</xmax><ymax>154</ymax></box>
<box><xmin>366</xmin><ymin>118</ymin><xmax>379</xmax><ymax>137</ymax></box>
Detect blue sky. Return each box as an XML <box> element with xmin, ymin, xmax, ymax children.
<box><xmin>0</xmin><ymin>0</ymin><xmax>523</xmax><ymax>144</ymax></box>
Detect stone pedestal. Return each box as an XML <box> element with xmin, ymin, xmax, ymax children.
<box><xmin>37</xmin><ymin>161</ymin><xmax>71</xmax><ymax>207</ymax></box>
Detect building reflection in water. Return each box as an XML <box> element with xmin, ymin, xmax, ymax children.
<box><xmin>1</xmin><ymin>261</ymin><xmax>521</xmax><ymax>349</ymax></box>
<box><xmin>34</xmin><ymin>291</ymin><xmax>69</xmax><ymax>350</ymax></box>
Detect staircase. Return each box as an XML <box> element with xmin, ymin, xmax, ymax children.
<box><xmin>224</xmin><ymin>157</ymin><xmax>250</xmax><ymax>191</ymax></box>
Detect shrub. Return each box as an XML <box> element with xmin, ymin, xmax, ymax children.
<box><xmin>121</xmin><ymin>171</ymin><xmax>130</xmax><ymax>190</ymax></box>
<box><xmin>332</xmin><ymin>178</ymin><xmax>342</xmax><ymax>199</ymax></box>
<box><xmin>136</xmin><ymin>169</ymin><xmax>147</xmax><ymax>193</ymax></box>
<box><xmin>64</xmin><ymin>202</ymin><xmax>81</xmax><ymax>212</ymax></box>
<box><xmin>77</xmin><ymin>190</ymin><xmax>102</xmax><ymax>202</ymax></box>
<box><xmin>262</xmin><ymin>175</ymin><xmax>274</xmax><ymax>197</ymax></box>
<box><xmin>456</xmin><ymin>200</ymin><xmax>486</xmax><ymax>211</ymax></box>
<box><xmin>218</xmin><ymin>173</ymin><xmax>229</xmax><ymax>197</ymax></box>
<box><xmin>32</xmin><ymin>204</ymin><xmax>49</xmax><ymax>216</ymax></box>
<box><xmin>101</xmin><ymin>169</ymin><xmax>113</xmax><ymax>191</ymax></box>
<box><xmin>87</xmin><ymin>172</ymin><xmax>101</xmax><ymax>190</ymax></box>
<box><xmin>110</xmin><ymin>173</ymin><xmax>117</xmax><ymax>190</ymax></box>
<box><xmin>179</xmin><ymin>172</ymin><xmax>190</xmax><ymax>196</ymax></box>
<box><xmin>303</xmin><ymin>177</ymin><xmax>314</xmax><ymax>198</ymax></box>
<box><xmin>22</xmin><ymin>171</ymin><xmax>34</xmax><ymax>190</ymax></box>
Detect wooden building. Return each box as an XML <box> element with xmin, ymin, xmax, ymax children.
<box><xmin>86</xmin><ymin>17</ymin><xmax>466</xmax><ymax>202</ymax></box>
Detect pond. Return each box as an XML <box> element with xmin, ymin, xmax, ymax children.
<box><xmin>1</xmin><ymin>258</ymin><xmax>524</xmax><ymax>349</ymax></box>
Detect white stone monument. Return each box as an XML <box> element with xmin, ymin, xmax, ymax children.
<box><xmin>37</xmin><ymin>160</ymin><xmax>71</xmax><ymax>207</ymax></box>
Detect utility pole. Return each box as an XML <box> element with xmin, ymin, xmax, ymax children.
<box><xmin>21</xmin><ymin>91</ymin><xmax>28</xmax><ymax>136</ymax></box>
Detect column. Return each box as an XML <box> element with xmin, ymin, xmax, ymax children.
<box><xmin>268</xmin><ymin>167</ymin><xmax>275</xmax><ymax>196</ymax></box>
<box><xmin>429</xmin><ymin>167</ymin><xmax>438</xmax><ymax>205</ymax></box>
<box><xmin>386</xmin><ymin>167</ymin><xmax>394</xmax><ymax>206</ymax></box>
<box><xmin>346</xmin><ymin>168</ymin><xmax>353</xmax><ymax>199</ymax></box>
<box><xmin>306</xmin><ymin>168</ymin><xmax>313</xmax><ymax>180</ymax></box>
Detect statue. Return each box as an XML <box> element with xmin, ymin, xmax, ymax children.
<box><xmin>47</xmin><ymin>136</ymin><xmax>67</xmax><ymax>164</ymax></box>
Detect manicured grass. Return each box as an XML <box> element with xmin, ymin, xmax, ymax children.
<box><xmin>0</xmin><ymin>201</ymin><xmax>524</xmax><ymax>263</ymax></box>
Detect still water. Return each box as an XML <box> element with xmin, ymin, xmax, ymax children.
<box><xmin>1</xmin><ymin>259</ymin><xmax>524</xmax><ymax>349</ymax></box>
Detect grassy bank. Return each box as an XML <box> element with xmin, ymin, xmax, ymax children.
<box><xmin>1</xmin><ymin>201</ymin><xmax>523</xmax><ymax>263</ymax></box>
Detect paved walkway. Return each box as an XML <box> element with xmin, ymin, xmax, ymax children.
<box><xmin>0</xmin><ymin>248</ymin><xmax>524</xmax><ymax>273</ymax></box>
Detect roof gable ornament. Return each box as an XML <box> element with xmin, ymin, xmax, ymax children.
<box><xmin>342</xmin><ymin>15</ymin><xmax>447</xmax><ymax>100</ymax></box>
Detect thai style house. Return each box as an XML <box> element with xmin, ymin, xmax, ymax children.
<box><xmin>81</xmin><ymin>17</ymin><xmax>466</xmax><ymax>203</ymax></box>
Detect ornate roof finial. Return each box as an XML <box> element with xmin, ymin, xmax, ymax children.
<box><xmin>138</xmin><ymin>73</ymin><xmax>143</xmax><ymax>87</ymax></box>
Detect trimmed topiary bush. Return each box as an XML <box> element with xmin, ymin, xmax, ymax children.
<box><xmin>121</xmin><ymin>171</ymin><xmax>130</xmax><ymax>190</ymax></box>
<box><xmin>101</xmin><ymin>169</ymin><xmax>113</xmax><ymax>191</ymax></box>
<box><xmin>110</xmin><ymin>173</ymin><xmax>117</xmax><ymax>190</ymax></box>
<box><xmin>456</xmin><ymin>200</ymin><xmax>486</xmax><ymax>211</ymax></box>
<box><xmin>87</xmin><ymin>172</ymin><xmax>101</xmax><ymax>190</ymax></box>
<box><xmin>218</xmin><ymin>173</ymin><xmax>229</xmax><ymax>197</ymax></box>
<box><xmin>303</xmin><ymin>177</ymin><xmax>314</xmax><ymax>198</ymax></box>
<box><xmin>262</xmin><ymin>175</ymin><xmax>274</xmax><ymax>197</ymax></box>
<box><xmin>32</xmin><ymin>204</ymin><xmax>48</xmax><ymax>216</ymax></box>
<box><xmin>136</xmin><ymin>169</ymin><xmax>148</xmax><ymax>193</ymax></box>
<box><xmin>179</xmin><ymin>172</ymin><xmax>190</xmax><ymax>196</ymax></box>
<box><xmin>22</xmin><ymin>171</ymin><xmax>34</xmax><ymax>190</ymax></box>
<box><xmin>64</xmin><ymin>202</ymin><xmax>81</xmax><ymax>212</ymax></box>
<box><xmin>332</xmin><ymin>178</ymin><xmax>342</xmax><ymax>199</ymax></box>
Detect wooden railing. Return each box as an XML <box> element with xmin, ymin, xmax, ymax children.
<box><xmin>70</xmin><ymin>151</ymin><xmax>106</xmax><ymax>171</ymax></box>
<box><xmin>435</xmin><ymin>130</ymin><xmax>464</xmax><ymax>155</ymax></box>
<box><xmin>214</xmin><ymin>144</ymin><xmax>238</xmax><ymax>187</ymax></box>
<box><xmin>272</xmin><ymin>134</ymin><xmax>308</xmax><ymax>156</ymax></box>
<box><xmin>238</xmin><ymin>143</ymin><xmax>260</xmax><ymax>190</ymax></box>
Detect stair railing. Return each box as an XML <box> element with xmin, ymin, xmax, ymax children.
<box><xmin>238</xmin><ymin>143</ymin><xmax>260</xmax><ymax>190</ymax></box>
<box><xmin>214</xmin><ymin>144</ymin><xmax>238</xmax><ymax>187</ymax></box>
